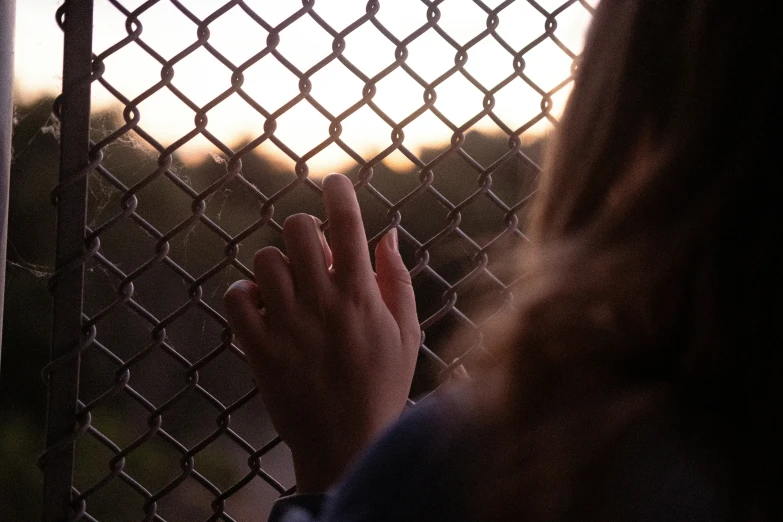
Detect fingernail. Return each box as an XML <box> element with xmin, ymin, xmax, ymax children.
<box><xmin>387</xmin><ymin>228</ymin><xmax>398</xmax><ymax>252</ymax></box>
<box><xmin>311</xmin><ymin>215</ymin><xmax>322</xmax><ymax>228</ymax></box>
<box><xmin>313</xmin><ymin>216</ymin><xmax>325</xmax><ymax>239</ymax></box>
<box><xmin>453</xmin><ymin>365</ymin><xmax>469</xmax><ymax>380</ymax></box>
<box><xmin>313</xmin><ymin>216</ymin><xmax>333</xmax><ymax>267</ymax></box>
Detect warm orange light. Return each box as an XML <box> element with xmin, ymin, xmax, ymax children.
<box><xmin>15</xmin><ymin>0</ymin><xmax>593</xmax><ymax>176</ymax></box>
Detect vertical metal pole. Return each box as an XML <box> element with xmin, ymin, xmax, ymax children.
<box><xmin>0</xmin><ymin>0</ymin><xmax>15</xmax><ymax>368</ymax></box>
<box><xmin>43</xmin><ymin>1</ymin><xmax>93</xmax><ymax>520</ymax></box>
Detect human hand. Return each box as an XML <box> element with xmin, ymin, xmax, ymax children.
<box><xmin>223</xmin><ymin>173</ymin><xmax>420</xmax><ymax>492</ymax></box>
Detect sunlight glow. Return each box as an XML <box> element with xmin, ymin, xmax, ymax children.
<box><xmin>15</xmin><ymin>0</ymin><xmax>594</xmax><ymax>176</ymax></box>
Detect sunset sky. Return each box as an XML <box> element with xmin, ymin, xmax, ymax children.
<box><xmin>14</xmin><ymin>0</ymin><xmax>595</xmax><ymax>175</ymax></box>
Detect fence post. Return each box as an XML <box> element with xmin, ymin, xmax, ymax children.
<box><xmin>42</xmin><ymin>1</ymin><xmax>93</xmax><ymax>520</ymax></box>
<box><xmin>0</xmin><ymin>0</ymin><xmax>15</xmax><ymax>367</ymax></box>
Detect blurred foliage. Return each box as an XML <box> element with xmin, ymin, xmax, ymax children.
<box><xmin>1</xmin><ymin>95</ymin><xmax>546</xmax><ymax>520</ymax></box>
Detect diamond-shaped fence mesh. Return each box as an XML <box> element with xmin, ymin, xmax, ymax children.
<box><xmin>41</xmin><ymin>0</ymin><xmax>595</xmax><ymax>520</ymax></box>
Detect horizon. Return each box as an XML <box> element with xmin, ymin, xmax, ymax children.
<box><xmin>14</xmin><ymin>0</ymin><xmax>594</xmax><ymax>176</ymax></box>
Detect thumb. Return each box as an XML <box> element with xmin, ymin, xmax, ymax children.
<box><xmin>375</xmin><ymin>229</ymin><xmax>420</xmax><ymax>350</ymax></box>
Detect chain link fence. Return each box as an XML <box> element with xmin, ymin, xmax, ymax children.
<box><xmin>41</xmin><ymin>0</ymin><xmax>594</xmax><ymax>520</ymax></box>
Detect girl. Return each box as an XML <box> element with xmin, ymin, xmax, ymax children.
<box><xmin>224</xmin><ymin>1</ymin><xmax>781</xmax><ymax>519</ymax></box>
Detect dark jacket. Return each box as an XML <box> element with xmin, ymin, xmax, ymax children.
<box><xmin>269</xmin><ymin>391</ymin><xmax>724</xmax><ymax>522</ymax></box>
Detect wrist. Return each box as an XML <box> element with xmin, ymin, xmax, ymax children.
<box><xmin>290</xmin><ymin>429</ymin><xmax>379</xmax><ymax>492</ymax></box>
<box><xmin>292</xmin><ymin>451</ymin><xmax>349</xmax><ymax>493</ymax></box>
<box><xmin>288</xmin><ymin>406</ymin><xmax>406</xmax><ymax>492</ymax></box>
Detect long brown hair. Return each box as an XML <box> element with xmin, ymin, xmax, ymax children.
<box><xmin>473</xmin><ymin>1</ymin><xmax>782</xmax><ymax>519</ymax></box>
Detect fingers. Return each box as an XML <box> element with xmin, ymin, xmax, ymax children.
<box><xmin>375</xmin><ymin>229</ymin><xmax>420</xmax><ymax>350</ymax></box>
<box><xmin>322</xmin><ymin>174</ymin><xmax>374</xmax><ymax>283</ymax></box>
<box><xmin>223</xmin><ymin>279</ymin><xmax>268</xmax><ymax>353</ymax></box>
<box><xmin>253</xmin><ymin>246</ymin><xmax>296</xmax><ymax>313</ymax></box>
<box><xmin>283</xmin><ymin>214</ymin><xmax>332</xmax><ymax>300</ymax></box>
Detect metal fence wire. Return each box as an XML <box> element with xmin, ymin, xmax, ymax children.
<box><xmin>41</xmin><ymin>0</ymin><xmax>595</xmax><ymax>520</ymax></box>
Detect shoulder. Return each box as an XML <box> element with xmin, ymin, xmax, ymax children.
<box><xmin>319</xmin><ymin>387</ymin><xmax>486</xmax><ymax>522</ymax></box>
<box><xmin>269</xmin><ymin>387</ymin><xmax>487</xmax><ymax>522</ymax></box>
